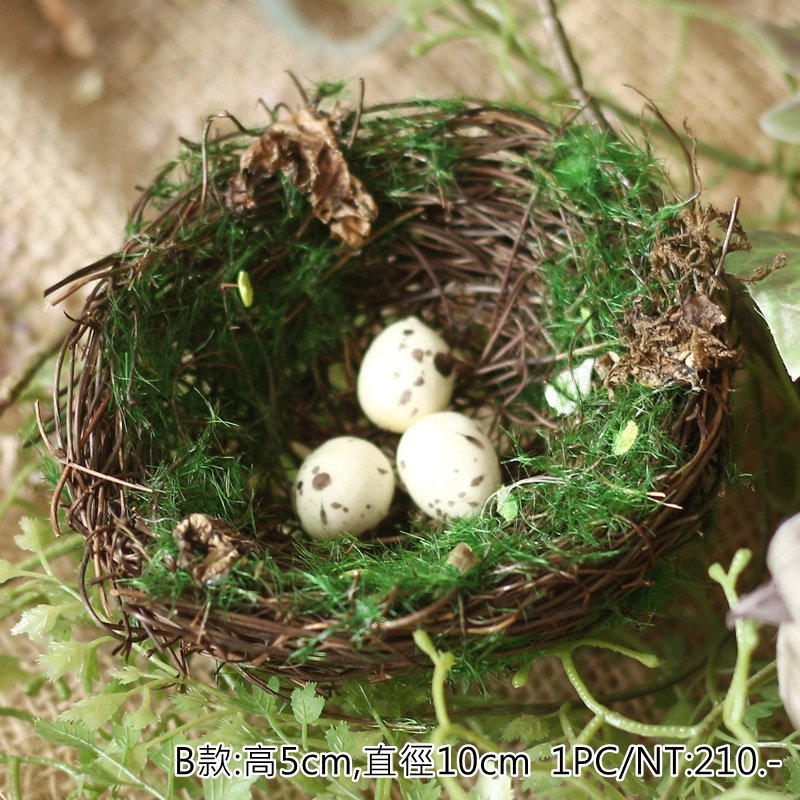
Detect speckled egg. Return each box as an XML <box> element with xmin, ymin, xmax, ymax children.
<box><xmin>293</xmin><ymin>437</ymin><xmax>395</xmax><ymax>540</ymax></box>
<box><xmin>357</xmin><ymin>316</ymin><xmax>456</xmax><ymax>433</ymax></box>
<box><xmin>397</xmin><ymin>412</ymin><xmax>502</xmax><ymax>519</ymax></box>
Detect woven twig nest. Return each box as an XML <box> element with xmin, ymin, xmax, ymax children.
<box><xmin>43</xmin><ymin>92</ymin><xmax>743</xmax><ymax>682</ymax></box>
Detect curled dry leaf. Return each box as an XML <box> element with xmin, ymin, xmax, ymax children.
<box><xmin>607</xmin><ymin>293</ymin><xmax>737</xmax><ymax>389</ymax></box>
<box><xmin>172</xmin><ymin>513</ymin><xmax>253</xmax><ymax>586</ymax></box>
<box><xmin>446</xmin><ymin>542</ymin><xmax>480</xmax><ymax>574</ymax></box>
<box><xmin>226</xmin><ymin>107</ymin><xmax>377</xmax><ymax>248</ymax></box>
<box><xmin>606</xmin><ymin>203</ymin><xmax>743</xmax><ymax>389</ymax></box>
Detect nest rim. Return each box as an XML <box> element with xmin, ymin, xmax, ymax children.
<box><xmin>42</xmin><ymin>97</ymin><xmax>737</xmax><ymax>683</ymax></box>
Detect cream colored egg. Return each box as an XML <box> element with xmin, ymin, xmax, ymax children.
<box><xmin>293</xmin><ymin>437</ymin><xmax>395</xmax><ymax>540</ymax></box>
<box><xmin>397</xmin><ymin>412</ymin><xmax>501</xmax><ymax>519</ymax></box>
<box><xmin>357</xmin><ymin>316</ymin><xmax>456</xmax><ymax>433</ymax></box>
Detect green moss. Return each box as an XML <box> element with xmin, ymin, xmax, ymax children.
<box><xmin>98</xmin><ymin>103</ymin><xmax>713</xmax><ymax>674</ymax></box>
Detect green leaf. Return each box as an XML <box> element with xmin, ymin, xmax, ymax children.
<box><xmin>0</xmin><ymin>557</ymin><xmax>26</xmax><ymax>582</ymax></box>
<box><xmin>745</xmin><ymin>699</ymin><xmax>782</xmax><ymax>730</ymax></box>
<box><xmin>14</xmin><ymin>516</ymin><xmax>52</xmax><ymax>558</ymax></box>
<box><xmin>36</xmin><ymin>719</ymin><xmax>168</xmax><ymax>798</ymax></box>
<box><xmin>125</xmin><ymin>692</ymin><xmax>159</xmax><ymax>731</ymax></box>
<box><xmin>209</xmin><ymin>712</ymin><xmax>249</xmax><ymax>747</ymax></box>
<box><xmin>171</xmin><ymin>688</ymin><xmax>211</xmax><ymax>718</ymax></box>
<box><xmin>325</xmin><ymin>720</ymin><xmax>355</xmax><ymax>753</ymax></box>
<box><xmin>38</xmin><ymin>639</ymin><xmax>101</xmax><ymax>683</ymax></box>
<box><xmin>612</xmin><ymin>420</ymin><xmax>639</xmax><ymax>456</ymax></box>
<box><xmin>496</xmin><ymin>487</ymin><xmax>519</xmax><ymax>522</ymax></box>
<box><xmin>784</xmin><ymin>753</ymin><xmax>800</xmax><ymax>794</ymax></box>
<box><xmin>203</xmin><ymin>775</ymin><xmax>260</xmax><ymax>800</ymax></box>
<box><xmin>501</xmin><ymin>714</ymin><xmax>549</xmax><ymax>745</ymax></box>
<box><xmin>522</xmin><ymin>771</ymin><xmax>569</xmax><ymax>796</ymax></box>
<box><xmin>761</xmin><ymin>93</ymin><xmax>800</xmax><ymax>143</ymax></box>
<box><xmin>12</xmin><ymin>604</ymin><xmax>69</xmax><ymax>640</ymax></box>
<box><xmin>238</xmin><ymin>682</ymin><xmax>278</xmax><ymax>717</ymax></box>
<box><xmin>60</xmin><ymin>690</ymin><xmax>129</xmax><ymax>730</ymax></box>
<box><xmin>403</xmin><ymin>779</ymin><xmax>442</xmax><ymax>800</ymax></box>
<box><xmin>725</xmin><ymin>230</ymin><xmax>800</xmax><ymax>379</ymax></box>
<box><xmin>237</xmin><ymin>270</ymin><xmax>254</xmax><ymax>308</ymax></box>
<box><xmin>291</xmin><ymin>682</ymin><xmax>325</xmax><ymax>725</ymax></box>
<box><xmin>324</xmin><ymin>719</ymin><xmax>382</xmax><ymax>756</ymax></box>
<box><xmin>35</xmin><ymin>717</ymin><xmax>94</xmax><ymax>749</ymax></box>
<box><xmin>109</xmin><ymin>664</ymin><xmax>147</xmax><ymax>686</ymax></box>
<box><xmin>327</xmin><ymin>362</ymin><xmax>349</xmax><ymax>392</ymax></box>
<box><xmin>108</xmin><ymin>720</ymin><xmax>142</xmax><ymax>760</ymax></box>
<box><xmin>660</xmin><ymin>697</ymin><xmax>695</xmax><ymax>728</ymax></box>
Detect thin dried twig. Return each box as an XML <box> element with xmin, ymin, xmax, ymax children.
<box><xmin>534</xmin><ymin>0</ymin><xmax>610</xmax><ymax>132</ymax></box>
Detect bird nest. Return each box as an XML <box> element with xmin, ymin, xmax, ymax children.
<box><xmin>42</xmin><ymin>90</ymin><xmax>743</xmax><ymax>683</ymax></box>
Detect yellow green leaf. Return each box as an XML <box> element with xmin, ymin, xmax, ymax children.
<box><xmin>612</xmin><ymin>419</ymin><xmax>639</xmax><ymax>455</ymax></box>
<box><xmin>237</xmin><ymin>270</ymin><xmax>254</xmax><ymax>308</ymax></box>
<box><xmin>12</xmin><ymin>604</ymin><xmax>68</xmax><ymax>641</ymax></box>
<box><xmin>14</xmin><ymin>516</ymin><xmax>52</xmax><ymax>558</ymax></box>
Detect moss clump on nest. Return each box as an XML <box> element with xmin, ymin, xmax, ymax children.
<box><xmin>44</xmin><ymin>93</ymin><xmax>741</xmax><ymax>681</ymax></box>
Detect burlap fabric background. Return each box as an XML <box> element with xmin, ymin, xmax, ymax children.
<box><xmin>1</xmin><ymin>1</ymin><xmax>797</xmax><ymax>797</ymax></box>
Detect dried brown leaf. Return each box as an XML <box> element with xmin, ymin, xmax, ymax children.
<box><xmin>226</xmin><ymin>107</ymin><xmax>377</xmax><ymax>248</ymax></box>
<box><xmin>607</xmin><ymin>294</ymin><xmax>736</xmax><ymax>389</ymax></box>
<box><xmin>682</xmin><ymin>292</ymin><xmax>727</xmax><ymax>330</ymax></box>
<box><xmin>173</xmin><ymin>513</ymin><xmax>253</xmax><ymax>586</ymax></box>
<box><xmin>607</xmin><ymin>202</ymin><xmax>744</xmax><ymax>389</ymax></box>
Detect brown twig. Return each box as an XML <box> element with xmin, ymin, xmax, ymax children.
<box><xmin>534</xmin><ymin>0</ymin><xmax>610</xmax><ymax>132</ymax></box>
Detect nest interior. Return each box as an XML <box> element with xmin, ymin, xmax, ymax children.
<box><xmin>44</xmin><ymin>92</ymin><xmax>742</xmax><ymax>682</ymax></box>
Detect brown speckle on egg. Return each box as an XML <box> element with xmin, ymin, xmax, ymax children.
<box><xmin>294</xmin><ymin>436</ymin><xmax>395</xmax><ymax>539</ymax></box>
<box><xmin>396</xmin><ymin>412</ymin><xmax>501</xmax><ymax>521</ymax></box>
<box><xmin>312</xmin><ymin>472</ymin><xmax>332</xmax><ymax>490</ymax></box>
<box><xmin>357</xmin><ymin>317</ymin><xmax>455</xmax><ymax>433</ymax></box>
<box><xmin>434</xmin><ymin>352</ymin><xmax>455</xmax><ymax>377</ymax></box>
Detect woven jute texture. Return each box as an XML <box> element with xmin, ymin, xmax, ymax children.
<box><xmin>1</xmin><ymin>0</ymin><xmax>798</xmax><ymax>797</ymax></box>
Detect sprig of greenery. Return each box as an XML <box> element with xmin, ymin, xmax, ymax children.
<box><xmin>3</xmin><ymin>510</ymin><xmax>800</xmax><ymax>798</ymax></box>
